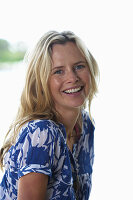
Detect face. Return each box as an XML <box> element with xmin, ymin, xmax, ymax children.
<box><xmin>48</xmin><ymin>42</ymin><xmax>91</xmax><ymax>114</ymax></box>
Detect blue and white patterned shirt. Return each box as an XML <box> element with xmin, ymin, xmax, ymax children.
<box><xmin>0</xmin><ymin>110</ymin><xmax>95</xmax><ymax>200</ymax></box>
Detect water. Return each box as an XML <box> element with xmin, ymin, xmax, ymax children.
<box><xmin>0</xmin><ymin>62</ymin><xmax>26</xmax><ymax>179</ymax></box>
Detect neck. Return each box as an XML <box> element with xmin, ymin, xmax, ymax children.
<box><xmin>58</xmin><ymin>108</ymin><xmax>80</xmax><ymax>137</ymax></box>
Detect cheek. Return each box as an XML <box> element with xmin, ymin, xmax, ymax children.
<box><xmin>83</xmin><ymin>73</ymin><xmax>92</xmax><ymax>93</ymax></box>
<box><xmin>48</xmin><ymin>77</ymin><xmax>61</xmax><ymax>94</ymax></box>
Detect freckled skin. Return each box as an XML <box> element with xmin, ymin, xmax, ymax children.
<box><xmin>49</xmin><ymin>42</ymin><xmax>91</xmax><ymax>114</ymax></box>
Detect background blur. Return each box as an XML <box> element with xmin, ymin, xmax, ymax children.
<box><xmin>0</xmin><ymin>0</ymin><xmax>133</xmax><ymax>199</ymax></box>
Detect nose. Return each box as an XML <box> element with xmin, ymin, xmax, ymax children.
<box><xmin>66</xmin><ymin>69</ymin><xmax>79</xmax><ymax>83</ymax></box>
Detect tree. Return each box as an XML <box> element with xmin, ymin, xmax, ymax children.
<box><xmin>0</xmin><ymin>39</ymin><xmax>26</xmax><ymax>63</ymax></box>
<box><xmin>0</xmin><ymin>39</ymin><xmax>10</xmax><ymax>52</ymax></box>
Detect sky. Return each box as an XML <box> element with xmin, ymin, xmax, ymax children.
<box><xmin>0</xmin><ymin>0</ymin><xmax>133</xmax><ymax>199</ymax></box>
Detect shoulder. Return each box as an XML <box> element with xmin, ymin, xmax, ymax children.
<box><xmin>22</xmin><ymin>119</ymin><xmax>59</xmax><ymax>132</ymax></box>
<box><xmin>16</xmin><ymin>119</ymin><xmax>60</xmax><ymax>145</ymax></box>
<box><xmin>14</xmin><ymin>120</ymin><xmax>62</xmax><ymax>164</ymax></box>
<box><xmin>13</xmin><ymin>120</ymin><xmax>62</xmax><ymax>177</ymax></box>
<box><xmin>82</xmin><ymin>110</ymin><xmax>95</xmax><ymax>133</ymax></box>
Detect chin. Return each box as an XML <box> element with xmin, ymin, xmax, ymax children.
<box><xmin>69</xmin><ymin>100</ymin><xmax>85</xmax><ymax>108</ymax></box>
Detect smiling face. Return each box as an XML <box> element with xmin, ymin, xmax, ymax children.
<box><xmin>48</xmin><ymin>42</ymin><xmax>91</xmax><ymax>114</ymax></box>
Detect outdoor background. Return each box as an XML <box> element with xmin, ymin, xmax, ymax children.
<box><xmin>0</xmin><ymin>0</ymin><xmax>133</xmax><ymax>199</ymax></box>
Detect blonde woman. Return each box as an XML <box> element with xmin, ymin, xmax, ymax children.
<box><xmin>0</xmin><ymin>31</ymin><xmax>99</xmax><ymax>200</ymax></box>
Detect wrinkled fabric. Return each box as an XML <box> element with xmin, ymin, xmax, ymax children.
<box><xmin>0</xmin><ymin>110</ymin><xmax>95</xmax><ymax>200</ymax></box>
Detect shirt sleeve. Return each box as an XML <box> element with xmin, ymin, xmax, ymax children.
<box><xmin>17</xmin><ymin>120</ymin><xmax>55</xmax><ymax>179</ymax></box>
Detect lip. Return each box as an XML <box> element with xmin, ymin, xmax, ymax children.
<box><xmin>62</xmin><ymin>86</ymin><xmax>83</xmax><ymax>92</ymax></box>
<box><xmin>62</xmin><ymin>86</ymin><xmax>84</xmax><ymax>96</ymax></box>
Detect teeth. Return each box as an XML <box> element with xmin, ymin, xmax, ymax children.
<box><xmin>64</xmin><ymin>87</ymin><xmax>81</xmax><ymax>94</ymax></box>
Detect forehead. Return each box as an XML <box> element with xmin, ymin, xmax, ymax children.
<box><xmin>51</xmin><ymin>42</ymin><xmax>86</xmax><ymax>66</ymax></box>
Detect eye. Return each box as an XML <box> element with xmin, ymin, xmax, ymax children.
<box><xmin>74</xmin><ymin>65</ymin><xmax>85</xmax><ymax>70</ymax></box>
<box><xmin>54</xmin><ymin>69</ymin><xmax>63</xmax><ymax>74</ymax></box>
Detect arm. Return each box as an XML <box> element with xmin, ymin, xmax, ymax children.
<box><xmin>18</xmin><ymin>172</ymin><xmax>48</xmax><ymax>200</ymax></box>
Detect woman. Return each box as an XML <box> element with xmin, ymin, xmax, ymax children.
<box><xmin>0</xmin><ymin>31</ymin><xmax>99</xmax><ymax>200</ymax></box>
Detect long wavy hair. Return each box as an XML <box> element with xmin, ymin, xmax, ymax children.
<box><xmin>0</xmin><ymin>30</ymin><xmax>99</xmax><ymax>169</ymax></box>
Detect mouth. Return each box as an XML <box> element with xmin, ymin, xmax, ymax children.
<box><xmin>63</xmin><ymin>86</ymin><xmax>84</xmax><ymax>94</ymax></box>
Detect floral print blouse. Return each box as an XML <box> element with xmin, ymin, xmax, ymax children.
<box><xmin>0</xmin><ymin>110</ymin><xmax>95</xmax><ymax>200</ymax></box>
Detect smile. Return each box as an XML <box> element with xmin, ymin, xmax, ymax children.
<box><xmin>63</xmin><ymin>86</ymin><xmax>83</xmax><ymax>94</ymax></box>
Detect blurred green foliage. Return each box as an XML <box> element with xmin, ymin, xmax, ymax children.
<box><xmin>0</xmin><ymin>39</ymin><xmax>26</xmax><ymax>63</ymax></box>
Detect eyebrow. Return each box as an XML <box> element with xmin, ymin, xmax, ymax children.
<box><xmin>51</xmin><ymin>66</ymin><xmax>64</xmax><ymax>71</ymax></box>
<box><xmin>73</xmin><ymin>61</ymin><xmax>87</xmax><ymax>65</ymax></box>
<box><xmin>52</xmin><ymin>60</ymin><xmax>87</xmax><ymax>71</ymax></box>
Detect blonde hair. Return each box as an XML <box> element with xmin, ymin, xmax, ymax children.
<box><xmin>0</xmin><ymin>30</ymin><xmax>99</xmax><ymax>169</ymax></box>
